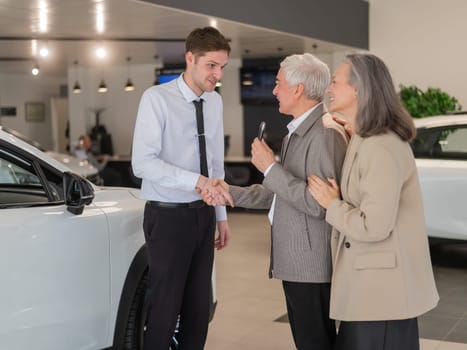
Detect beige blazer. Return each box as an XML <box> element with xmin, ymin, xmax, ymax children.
<box><xmin>326</xmin><ymin>132</ymin><xmax>439</xmax><ymax>321</ymax></box>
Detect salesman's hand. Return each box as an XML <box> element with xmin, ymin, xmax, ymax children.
<box><xmin>215</xmin><ymin>220</ymin><xmax>230</xmax><ymax>250</ymax></box>
<box><xmin>251</xmin><ymin>138</ymin><xmax>275</xmax><ymax>173</ymax></box>
<box><xmin>199</xmin><ymin>178</ymin><xmax>234</xmax><ymax>207</ymax></box>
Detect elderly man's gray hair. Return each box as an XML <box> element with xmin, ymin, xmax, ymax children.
<box><xmin>280</xmin><ymin>53</ymin><xmax>330</xmax><ymax>101</ymax></box>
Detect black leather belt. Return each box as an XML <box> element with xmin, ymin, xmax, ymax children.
<box><xmin>148</xmin><ymin>200</ymin><xmax>205</xmax><ymax>209</ymax></box>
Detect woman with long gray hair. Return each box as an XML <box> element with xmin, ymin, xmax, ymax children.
<box><xmin>307</xmin><ymin>53</ymin><xmax>439</xmax><ymax>350</ymax></box>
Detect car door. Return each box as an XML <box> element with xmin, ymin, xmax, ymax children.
<box><xmin>413</xmin><ymin>124</ymin><xmax>467</xmax><ymax>240</ymax></box>
<box><xmin>0</xmin><ymin>143</ymin><xmax>110</xmax><ymax>350</ymax></box>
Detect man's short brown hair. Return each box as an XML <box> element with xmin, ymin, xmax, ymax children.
<box><xmin>185</xmin><ymin>27</ymin><xmax>231</xmax><ymax>56</ymax></box>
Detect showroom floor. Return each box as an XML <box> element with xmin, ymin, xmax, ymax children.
<box><xmin>205</xmin><ymin>211</ymin><xmax>467</xmax><ymax>350</ymax></box>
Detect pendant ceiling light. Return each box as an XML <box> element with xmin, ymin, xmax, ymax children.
<box><xmin>124</xmin><ymin>78</ymin><xmax>135</xmax><ymax>92</ymax></box>
<box><xmin>73</xmin><ymin>81</ymin><xmax>82</xmax><ymax>94</ymax></box>
<box><xmin>124</xmin><ymin>56</ymin><xmax>135</xmax><ymax>92</ymax></box>
<box><xmin>72</xmin><ymin>60</ymin><xmax>81</xmax><ymax>94</ymax></box>
<box><xmin>98</xmin><ymin>79</ymin><xmax>108</xmax><ymax>93</ymax></box>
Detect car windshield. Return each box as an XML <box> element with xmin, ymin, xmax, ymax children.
<box><xmin>1</xmin><ymin>127</ymin><xmax>47</xmax><ymax>152</ymax></box>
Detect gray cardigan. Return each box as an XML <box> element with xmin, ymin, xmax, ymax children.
<box><xmin>230</xmin><ymin>105</ymin><xmax>347</xmax><ymax>282</ymax></box>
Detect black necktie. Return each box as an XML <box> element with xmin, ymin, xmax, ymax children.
<box><xmin>193</xmin><ymin>99</ymin><xmax>209</xmax><ymax>177</ymax></box>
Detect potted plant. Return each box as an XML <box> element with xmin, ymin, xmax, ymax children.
<box><xmin>399</xmin><ymin>85</ymin><xmax>462</xmax><ymax>118</ymax></box>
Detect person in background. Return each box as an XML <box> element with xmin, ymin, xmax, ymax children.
<box><xmin>131</xmin><ymin>27</ymin><xmax>232</xmax><ymax>350</ymax></box>
<box><xmin>307</xmin><ymin>53</ymin><xmax>439</xmax><ymax>350</ymax></box>
<box><xmin>202</xmin><ymin>53</ymin><xmax>348</xmax><ymax>350</ymax></box>
<box><xmin>76</xmin><ymin>134</ymin><xmax>121</xmax><ymax>186</ymax></box>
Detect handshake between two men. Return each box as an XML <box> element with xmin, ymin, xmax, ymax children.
<box><xmin>197</xmin><ymin>137</ymin><xmax>277</xmax><ymax>207</ymax></box>
<box><xmin>197</xmin><ymin>178</ymin><xmax>233</xmax><ymax>207</ymax></box>
<box><xmin>197</xmin><ymin>114</ymin><xmax>352</xmax><ymax>208</ymax></box>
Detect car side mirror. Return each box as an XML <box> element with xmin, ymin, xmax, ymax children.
<box><xmin>63</xmin><ymin>172</ymin><xmax>95</xmax><ymax>215</ymax></box>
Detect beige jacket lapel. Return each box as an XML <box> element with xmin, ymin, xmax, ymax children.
<box><xmin>332</xmin><ymin>134</ymin><xmax>363</xmax><ymax>263</ymax></box>
<box><xmin>340</xmin><ymin>134</ymin><xmax>363</xmax><ymax>201</ymax></box>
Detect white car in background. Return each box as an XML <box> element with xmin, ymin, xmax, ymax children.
<box><xmin>0</xmin><ymin>126</ymin><xmax>216</xmax><ymax>350</ymax></box>
<box><xmin>1</xmin><ymin>127</ymin><xmax>102</xmax><ymax>185</ymax></box>
<box><xmin>412</xmin><ymin>114</ymin><xmax>467</xmax><ymax>241</ymax></box>
<box><xmin>47</xmin><ymin>149</ymin><xmax>103</xmax><ymax>184</ymax></box>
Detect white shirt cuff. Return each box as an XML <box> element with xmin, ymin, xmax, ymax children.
<box><xmin>264</xmin><ymin>162</ymin><xmax>276</xmax><ymax>177</ymax></box>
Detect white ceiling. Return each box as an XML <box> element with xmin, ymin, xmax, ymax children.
<box><xmin>0</xmin><ymin>0</ymin><xmax>354</xmax><ymax>76</ymax></box>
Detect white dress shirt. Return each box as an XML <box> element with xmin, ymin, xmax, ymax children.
<box><xmin>267</xmin><ymin>103</ymin><xmax>323</xmax><ymax>224</ymax></box>
<box><xmin>132</xmin><ymin>74</ymin><xmax>227</xmax><ymax>221</ymax></box>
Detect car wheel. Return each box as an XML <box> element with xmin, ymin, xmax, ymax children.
<box><xmin>123</xmin><ymin>272</ymin><xmax>180</xmax><ymax>350</ymax></box>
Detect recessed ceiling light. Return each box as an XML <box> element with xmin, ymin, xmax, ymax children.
<box><xmin>95</xmin><ymin>3</ymin><xmax>105</xmax><ymax>33</ymax></box>
<box><xmin>96</xmin><ymin>47</ymin><xmax>107</xmax><ymax>59</ymax></box>
<box><xmin>32</xmin><ymin>64</ymin><xmax>40</xmax><ymax>76</ymax></box>
<box><xmin>31</xmin><ymin>40</ymin><xmax>38</xmax><ymax>56</ymax></box>
<box><xmin>39</xmin><ymin>47</ymin><xmax>49</xmax><ymax>57</ymax></box>
<box><xmin>39</xmin><ymin>1</ymin><xmax>48</xmax><ymax>33</ymax></box>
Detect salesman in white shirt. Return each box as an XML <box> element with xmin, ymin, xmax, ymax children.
<box><xmin>132</xmin><ymin>27</ymin><xmax>232</xmax><ymax>350</ymax></box>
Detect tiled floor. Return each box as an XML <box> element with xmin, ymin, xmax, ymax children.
<box><xmin>419</xmin><ymin>244</ymin><xmax>467</xmax><ymax>344</ymax></box>
<box><xmin>205</xmin><ymin>211</ymin><xmax>467</xmax><ymax>350</ymax></box>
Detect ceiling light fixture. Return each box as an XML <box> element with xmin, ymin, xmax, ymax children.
<box><xmin>39</xmin><ymin>46</ymin><xmax>49</xmax><ymax>57</ymax></box>
<box><xmin>96</xmin><ymin>46</ymin><xmax>106</xmax><ymax>59</ymax></box>
<box><xmin>124</xmin><ymin>78</ymin><xmax>135</xmax><ymax>91</ymax></box>
<box><xmin>241</xmin><ymin>73</ymin><xmax>254</xmax><ymax>86</ymax></box>
<box><xmin>31</xmin><ymin>39</ymin><xmax>38</xmax><ymax>56</ymax></box>
<box><xmin>124</xmin><ymin>56</ymin><xmax>135</xmax><ymax>92</ymax></box>
<box><xmin>72</xmin><ymin>60</ymin><xmax>81</xmax><ymax>94</ymax></box>
<box><xmin>32</xmin><ymin>63</ymin><xmax>40</xmax><ymax>76</ymax></box>
<box><xmin>95</xmin><ymin>2</ymin><xmax>105</xmax><ymax>34</ymax></box>
<box><xmin>73</xmin><ymin>81</ymin><xmax>82</xmax><ymax>94</ymax></box>
<box><xmin>38</xmin><ymin>1</ymin><xmax>48</xmax><ymax>33</ymax></box>
<box><xmin>98</xmin><ymin>79</ymin><xmax>108</xmax><ymax>93</ymax></box>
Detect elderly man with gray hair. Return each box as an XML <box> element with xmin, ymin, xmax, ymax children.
<box><xmin>202</xmin><ymin>53</ymin><xmax>348</xmax><ymax>349</ymax></box>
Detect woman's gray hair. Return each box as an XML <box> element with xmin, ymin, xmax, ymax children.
<box><xmin>344</xmin><ymin>53</ymin><xmax>415</xmax><ymax>141</ymax></box>
<box><xmin>280</xmin><ymin>53</ymin><xmax>330</xmax><ymax>101</ymax></box>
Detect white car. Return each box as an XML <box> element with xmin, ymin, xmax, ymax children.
<box><xmin>412</xmin><ymin>114</ymin><xmax>467</xmax><ymax>241</ymax></box>
<box><xmin>0</xmin><ymin>127</ymin><xmax>102</xmax><ymax>185</ymax></box>
<box><xmin>47</xmin><ymin>150</ymin><xmax>102</xmax><ymax>185</ymax></box>
<box><xmin>0</xmin><ymin>127</ymin><xmax>216</xmax><ymax>350</ymax></box>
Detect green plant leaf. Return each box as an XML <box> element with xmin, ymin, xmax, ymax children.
<box><xmin>399</xmin><ymin>84</ymin><xmax>462</xmax><ymax>118</ymax></box>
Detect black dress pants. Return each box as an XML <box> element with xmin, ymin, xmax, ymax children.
<box><xmin>143</xmin><ymin>202</ymin><xmax>216</xmax><ymax>350</ymax></box>
<box><xmin>282</xmin><ymin>281</ymin><xmax>336</xmax><ymax>350</ymax></box>
<box><xmin>335</xmin><ymin>318</ymin><xmax>419</xmax><ymax>350</ymax></box>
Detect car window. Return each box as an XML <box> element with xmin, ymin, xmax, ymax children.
<box><xmin>0</xmin><ymin>157</ymin><xmax>41</xmax><ymax>185</ymax></box>
<box><xmin>0</xmin><ymin>149</ymin><xmax>63</xmax><ymax>207</ymax></box>
<box><xmin>439</xmin><ymin>127</ymin><xmax>467</xmax><ymax>154</ymax></box>
<box><xmin>412</xmin><ymin>125</ymin><xmax>467</xmax><ymax>160</ymax></box>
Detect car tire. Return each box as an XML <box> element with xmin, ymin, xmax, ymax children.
<box><xmin>123</xmin><ymin>272</ymin><xmax>180</xmax><ymax>350</ymax></box>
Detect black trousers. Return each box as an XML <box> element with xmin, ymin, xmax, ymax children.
<box><xmin>282</xmin><ymin>281</ymin><xmax>336</xmax><ymax>350</ymax></box>
<box><xmin>335</xmin><ymin>318</ymin><xmax>419</xmax><ymax>350</ymax></box>
<box><xmin>143</xmin><ymin>202</ymin><xmax>216</xmax><ymax>350</ymax></box>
